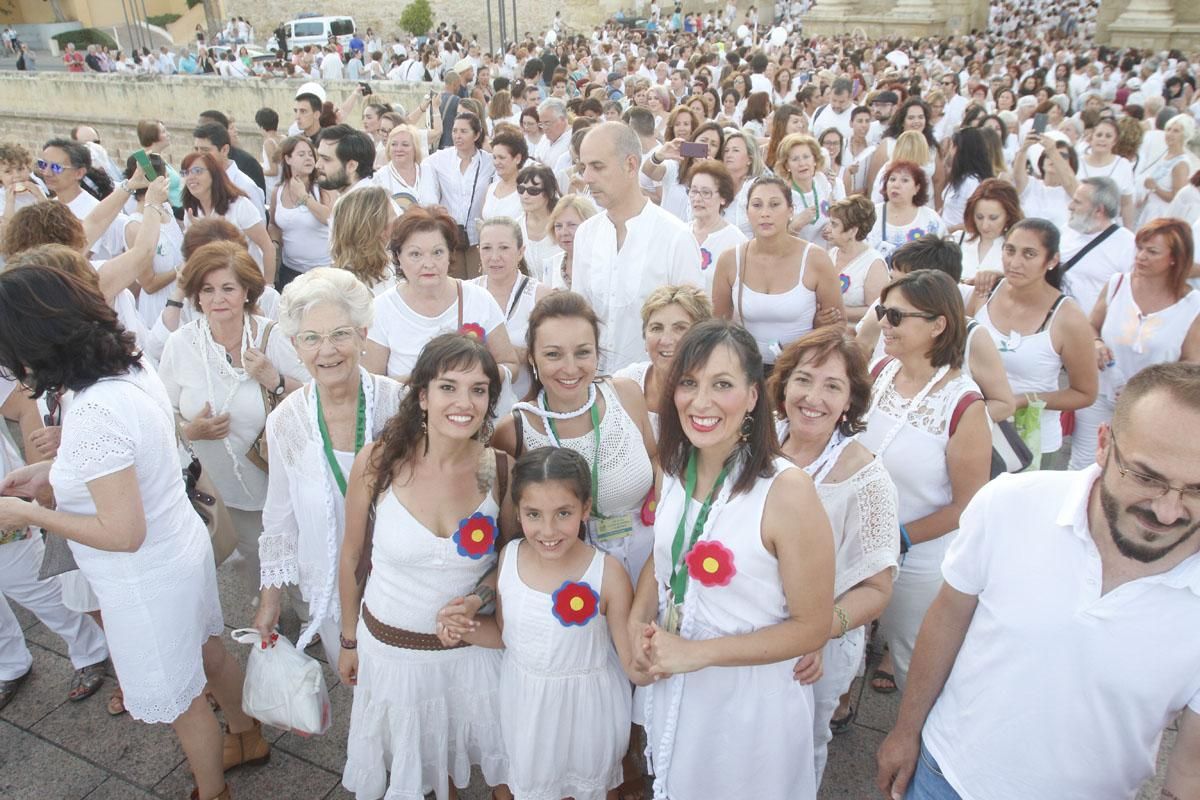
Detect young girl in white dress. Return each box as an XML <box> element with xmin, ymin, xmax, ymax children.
<box><xmin>461</xmin><ymin>447</ymin><xmax>647</xmax><ymax>800</ymax></box>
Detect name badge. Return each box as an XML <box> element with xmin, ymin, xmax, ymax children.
<box><xmin>590</xmin><ymin>512</ymin><xmax>634</xmax><ymax>544</ymax></box>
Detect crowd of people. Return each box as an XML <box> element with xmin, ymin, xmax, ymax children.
<box><xmin>1</xmin><ymin>1</ymin><xmax>1200</xmax><ymax>799</ymax></box>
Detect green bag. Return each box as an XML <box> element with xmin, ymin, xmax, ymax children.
<box><xmin>1012</xmin><ymin>400</ymin><xmax>1047</xmax><ymax>471</ymax></box>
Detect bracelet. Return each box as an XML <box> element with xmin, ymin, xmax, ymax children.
<box><xmin>469</xmin><ymin>584</ymin><xmax>497</xmax><ymax>615</ymax></box>
<box><xmin>651</xmin><ymin>152</ymin><xmax>664</xmax><ymax>165</ymax></box>
<box><xmin>833</xmin><ymin>605</ymin><xmax>850</xmax><ymax>639</ymax></box>
<box><xmin>166</xmin><ymin>299</ymin><xmax>184</xmax><ymax>308</ymax></box>
<box><xmin>339</xmin><ymin>633</ymin><xmax>358</xmax><ymax>650</ymax></box>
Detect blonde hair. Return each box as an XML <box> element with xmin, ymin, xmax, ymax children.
<box><xmin>330</xmin><ymin>186</ymin><xmax>393</xmax><ymax>287</ymax></box>
<box><xmin>477</xmin><ymin>216</ymin><xmax>531</xmax><ymax>276</ymax></box>
<box><xmin>640</xmin><ymin>284</ymin><xmax>714</xmax><ymax>331</ymax></box>
<box><xmin>386</xmin><ymin>124</ymin><xmax>425</xmax><ymax>165</ymax></box>
<box><xmin>892</xmin><ymin>129</ymin><xmax>930</xmax><ymax>167</ymax></box>
<box><xmin>773</xmin><ymin>133</ymin><xmax>826</xmax><ymax>178</ymax></box>
<box><xmin>547</xmin><ymin>193</ymin><xmax>599</xmax><ymax>239</ymax></box>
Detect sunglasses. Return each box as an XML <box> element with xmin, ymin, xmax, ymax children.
<box><xmin>36</xmin><ymin>159</ymin><xmax>66</xmax><ymax>175</ymax></box>
<box><xmin>43</xmin><ymin>391</ymin><xmax>62</xmax><ymax>428</ymax></box>
<box><xmin>874</xmin><ymin>304</ymin><xmax>938</xmax><ymax>327</ymax></box>
<box><xmin>516</xmin><ymin>184</ymin><xmax>544</xmax><ymax>196</ymax></box>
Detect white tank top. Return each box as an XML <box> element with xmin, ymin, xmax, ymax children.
<box><xmin>272</xmin><ymin>184</ymin><xmax>331</xmax><ymax>271</ymax></box>
<box><xmin>732</xmin><ymin>241</ymin><xmax>817</xmax><ymax>364</ymax></box>
<box><xmin>1098</xmin><ymin>273</ymin><xmax>1200</xmax><ymax>402</ymax></box>
<box><xmin>975</xmin><ymin>284</ymin><xmax>1070</xmax><ymax>452</ymax></box>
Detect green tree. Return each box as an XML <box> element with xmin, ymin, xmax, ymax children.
<box><xmin>399</xmin><ymin>0</ymin><xmax>434</xmax><ymax>37</ymax></box>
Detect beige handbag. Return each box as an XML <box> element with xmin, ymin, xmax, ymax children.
<box><xmin>246</xmin><ymin>321</ymin><xmax>280</xmax><ymax>473</ymax></box>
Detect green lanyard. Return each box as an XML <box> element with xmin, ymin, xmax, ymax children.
<box><xmin>315</xmin><ymin>383</ymin><xmax>366</xmax><ymax>496</ymax></box>
<box><xmin>794</xmin><ymin>180</ymin><xmax>820</xmax><ymax>219</ymax></box>
<box><xmin>546</xmin><ymin>401</ymin><xmax>603</xmax><ymax>518</ymax></box>
<box><xmin>668</xmin><ymin>450</ymin><xmax>730</xmax><ymax>602</ymax></box>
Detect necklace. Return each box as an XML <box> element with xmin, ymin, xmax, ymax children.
<box><xmin>511</xmin><ymin>382</ymin><xmax>598</xmax><ymax>424</ymax></box>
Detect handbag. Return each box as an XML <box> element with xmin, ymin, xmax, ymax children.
<box><xmin>990</xmin><ymin>419</ymin><xmax>1034</xmax><ymax>478</ymax></box>
<box><xmin>37</xmin><ymin>530</ymin><xmax>78</xmax><ymax>580</ymax></box>
<box><xmin>246</xmin><ymin>321</ymin><xmax>279</xmax><ymax>473</ymax></box>
<box><xmin>178</xmin><ymin>421</ymin><xmax>237</xmax><ymax>566</ymax></box>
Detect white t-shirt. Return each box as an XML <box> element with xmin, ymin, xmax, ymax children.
<box><xmin>65</xmin><ymin>191</ymin><xmax>129</xmax><ymax>261</ymax></box>
<box><xmin>1078</xmin><ymin>154</ymin><xmax>1135</xmax><ymax>198</ymax></box>
<box><xmin>866</xmin><ymin>203</ymin><xmax>947</xmax><ymax>257</ymax></box>
<box><xmin>811</xmin><ymin>105</ymin><xmax>853</xmax><ymax>141</ymax></box>
<box><xmin>698</xmin><ymin>223</ymin><xmax>748</xmax><ymax>295</ymax></box>
<box><xmin>1020</xmin><ymin>179</ymin><xmax>1073</xmax><ymax>232</ymax></box>
<box><xmin>924</xmin><ymin>467</ymin><xmax>1200</xmax><ymax>800</ymax></box>
<box><xmin>189</xmin><ymin>196</ymin><xmax>264</xmax><ymax>271</ymax></box>
<box><xmin>367</xmin><ymin>281</ymin><xmax>507</xmax><ymax>378</ymax></box>
<box><xmin>1059</xmin><ymin>224</ymin><xmax>1135</xmax><ymax>317</ymax></box>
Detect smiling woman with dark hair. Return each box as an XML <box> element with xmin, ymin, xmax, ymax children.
<box><xmin>0</xmin><ymin>264</ymin><xmax>267</xmax><ymax>800</ymax></box>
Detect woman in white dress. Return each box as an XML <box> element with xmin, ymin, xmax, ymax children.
<box><xmin>158</xmin><ymin>241</ymin><xmax>310</xmax><ymax>590</ymax></box>
<box><xmin>472</xmin><ymin>217</ymin><xmax>552</xmax><ymax>408</ymax></box>
<box><xmin>181</xmin><ymin>151</ymin><xmax>276</xmax><ymax>282</ymax></box>
<box><xmin>721</xmin><ymin>130</ymin><xmax>767</xmax><ymax>237</ymax></box>
<box><xmin>1077</xmin><ymin>118</ymin><xmax>1136</xmax><ymax>229</ymax></box>
<box><xmin>480</xmin><ymin>128</ymin><xmax>527</xmax><ymax>222</ymax></box>
<box><xmin>966</xmin><ymin>219</ymin><xmax>1098</xmax><ymax>468</ymax></box>
<box><xmin>1135</xmin><ymin>114</ymin><xmax>1195</xmax><ymax>229</ymax></box>
<box><xmin>372</xmin><ymin>125</ymin><xmax>428</xmax><ymax>212</ymax></box>
<box><xmin>493</xmin><ymin>291</ymin><xmax>657</xmax><ymax>585</ymax></box>
<box><xmin>823</xmin><ymin>195</ymin><xmax>888</xmax><ymax>323</ymax></box>
<box><xmin>0</xmin><ymin>266</ymin><xmax>266</xmax><ymax>800</ymax></box>
<box><xmin>268</xmin><ymin>136</ymin><xmax>333</xmax><ymax>289</ymax></box>
<box><xmin>545</xmin><ymin>194</ymin><xmax>598</xmax><ymax>291</ymax></box>
<box><xmin>1013</xmin><ymin>132</ymin><xmax>1078</xmax><ymax>233</ymax></box>
<box><xmin>119</xmin><ymin>152</ymin><xmax>185</xmax><ymax>326</ymax></box>
<box><xmin>686</xmin><ymin>160</ymin><xmax>748</xmax><ymax>294</ymax></box>
<box><xmin>1072</xmin><ymin>219</ymin><xmax>1200</xmax><ymax>469</ymax></box>
<box><xmin>771</xmin><ymin>327</ymin><xmax>899</xmax><ymax>788</ymax></box>
<box><xmin>866</xmin><ymin>161</ymin><xmax>948</xmax><ymax>260</ymax></box>
<box><xmin>515</xmin><ymin>163</ymin><xmax>563</xmax><ymax>284</ymax></box>
<box><xmin>365</xmin><ymin>206</ymin><xmax>519</xmax><ymax>383</ymax></box>
<box><xmin>958</xmin><ymin>178</ymin><xmax>1023</xmax><ymax>284</ymax></box>
<box><xmin>938</xmin><ymin>127</ymin><xmax>994</xmax><ymax>230</ymax></box>
<box><xmin>628</xmin><ymin>319</ymin><xmax>835</xmax><ymax>800</ymax></box>
<box><xmin>329</xmin><ymin>187</ymin><xmax>398</xmax><ymax>296</ymax></box>
<box><xmin>615</xmin><ymin>285</ymin><xmax>713</xmax><ymax>438</ymax></box>
<box><xmin>777</xmin><ymin>133</ymin><xmax>845</xmax><ymax>246</ymax></box>
<box><xmin>254</xmin><ymin>268</ymin><xmax>406</xmax><ymax>667</ymax></box>
<box><xmin>338</xmin><ymin>334</ymin><xmax>511</xmax><ymax>800</ymax></box>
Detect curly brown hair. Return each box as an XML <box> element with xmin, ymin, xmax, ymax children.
<box><xmin>1</xmin><ymin>201</ymin><xmax>87</xmax><ymax>258</ymax></box>
<box><xmin>179</xmin><ymin>240</ymin><xmax>266</xmax><ymax>312</ymax></box>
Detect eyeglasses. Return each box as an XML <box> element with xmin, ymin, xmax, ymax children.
<box><xmin>43</xmin><ymin>391</ymin><xmax>62</xmax><ymax>428</ymax></box>
<box><xmin>185</xmin><ymin>166</ymin><xmax>208</xmax><ymax>177</ymax></box>
<box><xmin>1110</xmin><ymin>435</ymin><xmax>1200</xmax><ymax>505</ymax></box>
<box><xmin>294</xmin><ymin>326</ymin><xmax>358</xmax><ymax>351</ymax></box>
<box><xmin>516</xmin><ymin>184</ymin><xmax>544</xmax><ymax>196</ymax></box>
<box><xmin>687</xmin><ymin>187</ymin><xmax>716</xmax><ymax>199</ymax></box>
<box><xmin>36</xmin><ymin>159</ymin><xmax>66</xmax><ymax>175</ymax></box>
<box><xmin>874</xmin><ymin>304</ymin><xmax>937</xmax><ymax>327</ymax></box>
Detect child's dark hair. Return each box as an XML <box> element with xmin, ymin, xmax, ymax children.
<box><xmin>511</xmin><ymin>447</ymin><xmax>593</xmax><ymax>540</ymax></box>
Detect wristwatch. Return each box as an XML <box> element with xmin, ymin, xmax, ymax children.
<box><xmin>119</xmin><ymin>179</ymin><xmax>135</xmax><ymax>195</ymax></box>
<box><xmin>271</xmin><ymin>374</ymin><xmax>286</xmax><ymax>397</ymax></box>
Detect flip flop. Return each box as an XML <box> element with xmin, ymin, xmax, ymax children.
<box><xmin>68</xmin><ymin>662</ymin><xmax>106</xmax><ymax>702</ymax></box>
<box><xmin>107</xmin><ymin>686</ymin><xmax>127</xmax><ymax>716</ymax></box>
<box><xmin>870</xmin><ymin>668</ymin><xmax>898</xmax><ymax>694</ymax></box>
<box><xmin>830</xmin><ymin>705</ymin><xmax>856</xmax><ymax>734</ymax></box>
<box><xmin>0</xmin><ymin>668</ymin><xmax>32</xmax><ymax>711</ymax></box>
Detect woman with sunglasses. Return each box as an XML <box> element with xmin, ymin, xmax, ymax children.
<box><xmin>858</xmin><ymin>269</ymin><xmax>991</xmax><ymax>696</ymax></box>
<box><xmin>514</xmin><ymin>163</ymin><xmax>562</xmax><ymax>285</ymax></box>
<box><xmin>253</xmin><ymin>268</ymin><xmax>405</xmax><ymax>669</ymax></box>
<box><xmin>1013</xmin><ymin>132</ymin><xmax>1078</xmax><ymax>233</ymax></box>
<box><xmin>966</xmin><ymin>219</ymin><xmax>1098</xmax><ymax>469</ymax></box>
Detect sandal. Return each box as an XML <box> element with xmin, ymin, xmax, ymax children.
<box><xmin>68</xmin><ymin>662</ymin><xmax>106</xmax><ymax>702</ymax></box>
<box><xmin>0</xmin><ymin>668</ymin><xmax>31</xmax><ymax>711</ymax></box>
<box><xmin>107</xmin><ymin>686</ymin><xmax>127</xmax><ymax>716</ymax></box>
<box><xmin>830</xmin><ymin>705</ymin><xmax>856</xmax><ymax>735</ymax></box>
<box><xmin>615</xmin><ymin>776</ymin><xmax>646</xmax><ymax>800</ymax></box>
<box><xmin>870</xmin><ymin>668</ymin><xmax>898</xmax><ymax>694</ymax></box>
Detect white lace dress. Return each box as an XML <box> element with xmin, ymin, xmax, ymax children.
<box><xmin>258</xmin><ymin>369</ymin><xmax>405</xmax><ymax>659</ymax></box>
<box><xmin>518</xmin><ymin>381</ymin><xmax>655</xmax><ymax>585</ymax></box>
<box><xmin>497</xmin><ymin>541</ymin><xmax>630</xmax><ymax>800</ymax></box>
<box><xmin>342</xmin><ymin>481</ymin><xmax>508</xmax><ymax>800</ymax></box>
<box><xmin>49</xmin><ymin>366</ymin><xmax>223</xmax><ymax>724</ymax></box>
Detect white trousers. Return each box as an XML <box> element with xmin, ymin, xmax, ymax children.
<box><xmin>0</xmin><ymin>536</ymin><xmax>109</xmax><ymax>680</ymax></box>
<box><xmin>877</xmin><ymin>559</ymin><xmax>944</xmax><ymax>692</ymax></box>
<box><xmin>1068</xmin><ymin>395</ymin><xmax>1113</xmax><ymax>471</ymax></box>
<box><xmin>812</xmin><ymin>625</ymin><xmax>866</xmax><ymax>788</ymax></box>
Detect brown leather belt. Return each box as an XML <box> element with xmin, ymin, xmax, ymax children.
<box><xmin>361</xmin><ymin>604</ymin><xmax>467</xmax><ymax>651</ymax></box>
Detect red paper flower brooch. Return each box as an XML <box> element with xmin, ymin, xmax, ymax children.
<box><xmin>459</xmin><ymin>322</ymin><xmax>487</xmax><ymax>342</ymax></box>
<box><xmin>551</xmin><ymin>580</ymin><xmax>600</xmax><ymax>627</ymax></box>
<box><xmin>453</xmin><ymin>513</ymin><xmax>497</xmax><ymax>560</ymax></box>
<box><xmin>685</xmin><ymin>540</ymin><xmax>736</xmax><ymax>587</ymax></box>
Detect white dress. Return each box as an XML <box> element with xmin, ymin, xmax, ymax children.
<box><xmin>342</xmin><ymin>486</ymin><xmax>508</xmax><ymax>799</ymax></box>
<box><xmin>790</xmin><ymin>173</ymin><xmax>844</xmax><ymax>245</ymax></box>
<box><xmin>613</xmin><ymin>361</ymin><xmax>659</xmax><ymax>438</ymax></box>
<box><xmin>866</xmin><ymin>203</ymin><xmax>947</xmax><ymax>258</ymax></box>
<box><xmin>258</xmin><ymin>370</ymin><xmax>405</xmax><ymax>661</ymax></box>
<box><xmin>481</xmin><ymin>181</ymin><xmax>522</xmax><ymax>221</ymax></box>
<box><xmin>830</xmin><ymin>245</ymin><xmax>886</xmax><ymax>309</ymax></box>
<box><xmin>697</xmin><ymin>223</ymin><xmax>748</xmax><ymax>295</ymax></box>
<box><xmin>518</xmin><ymin>381</ymin><xmax>655</xmax><ymax>585</ymax></box>
<box><xmin>130</xmin><ymin>207</ymin><xmax>185</xmax><ymax>326</ymax></box>
<box><xmin>644</xmin><ymin>458</ymin><xmax>817</xmax><ymax>800</ymax></box>
<box><xmin>497</xmin><ymin>541</ymin><xmax>630</xmax><ymax>800</ymax></box>
<box><xmin>49</xmin><ymin>366</ymin><xmax>223</xmax><ymax>723</ymax></box>
<box><xmin>470</xmin><ymin>273</ymin><xmax>542</xmax><ymax>410</ymax></box>
<box><xmin>518</xmin><ymin>215</ymin><xmax>563</xmax><ymax>285</ymax></box>
<box><xmin>958</xmin><ymin>235</ymin><xmax>1003</xmax><ymax>282</ymax></box>
<box><xmin>373</xmin><ymin>163</ymin><xmax>426</xmax><ymax>210</ymax></box>
<box><xmin>732</xmin><ymin>241</ymin><xmax>818</xmax><ymax>365</ymax></box>
<box><xmin>1136</xmin><ymin>153</ymin><xmax>1188</xmax><ymax>228</ymax></box>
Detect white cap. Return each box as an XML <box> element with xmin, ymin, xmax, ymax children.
<box><xmin>295</xmin><ymin>81</ymin><xmax>326</xmax><ymax>103</ymax></box>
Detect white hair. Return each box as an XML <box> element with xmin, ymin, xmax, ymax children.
<box><xmin>277</xmin><ymin>266</ymin><xmax>375</xmax><ymax>337</ymax></box>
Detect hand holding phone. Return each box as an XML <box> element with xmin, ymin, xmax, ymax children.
<box><xmin>679</xmin><ymin>141</ymin><xmax>708</xmax><ymax>158</ymax></box>
<box><xmin>1032</xmin><ymin>113</ymin><xmax>1048</xmax><ymax>134</ymax></box>
<box><xmin>132</xmin><ymin>149</ymin><xmax>158</xmax><ymax>181</ymax></box>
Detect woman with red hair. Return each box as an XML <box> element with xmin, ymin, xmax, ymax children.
<box><xmin>866</xmin><ymin>160</ymin><xmax>947</xmax><ymax>259</ymax></box>
<box><xmin>1071</xmin><ymin>218</ymin><xmax>1200</xmax><ymax>468</ymax></box>
<box><xmin>959</xmin><ymin>178</ymin><xmax>1023</xmax><ymax>283</ymax></box>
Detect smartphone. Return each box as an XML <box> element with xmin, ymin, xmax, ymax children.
<box><xmin>680</xmin><ymin>141</ymin><xmax>708</xmax><ymax>158</ymax></box>
<box><xmin>1032</xmin><ymin>113</ymin><xmax>1048</xmax><ymax>134</ymax></box>
<box><xmin>852</xmin><ymin>78</ymin><xmax>861</xmax><ymax>97</ymax></box>
<box><xmin>359</xmin><ymin>81</ymin><xmax>373</xmax><ymax>96</ymax></box>
<box><xmin>132</xmin><ymin>149</ymin><xmax>158</xmax><ymax>181</ymax></box>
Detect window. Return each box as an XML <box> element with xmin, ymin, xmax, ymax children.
<box><xmin>292</xmin><ymin>22</ymin><xmax>322</xmax><ymax>37</ymax></box>
<box><xmin>330</xmin><ymin>19</ymin><xmax>354</xmax><ymax>36</ymax></box>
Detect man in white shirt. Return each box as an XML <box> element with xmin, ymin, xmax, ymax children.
<box><xmin>534</xmin><ymin>98</ymin><xmax>571</xmax><ymax>168</ymax></box>
<box><xmin>939</xmin><ymin>73</ymin><xmax>969</xmax><ymax>131</ymax></box>
<box><xmin>319</xmin><ymin>46</ymin><xmax>344</xmax><ymax>81</ymax></box>
<box><xmin>877</xmin><ymin>362</ymin><xmax>1200</xmax><ymax>800</ymax></box>
<box><xmin>811</xmin><ymin>77</ymin><xmax>855</xmax><ymax>140</ymax></box>
<box><xmin>574</xmin><ymin>122</ymin><xmax>703</xmax><ymax>373</ymax></box>
<box><xmin>1060</xmin><ymin>177</ymin><xmax>1135</xmax><ymax>317</ymax></box>
<box><xmin>193</xmin><ymin>122</ymin><xmax>265</xmax><ymax>216</ymax></box>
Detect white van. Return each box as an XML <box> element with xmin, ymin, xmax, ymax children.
<box><xmin>270</xmin><ymin>15</ymin><xmax>356</xmax><ymax>51</ymax></box>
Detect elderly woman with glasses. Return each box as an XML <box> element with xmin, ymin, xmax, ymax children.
<box><xmin>253</xmin><ymin>268</ymin><xmax>406</xmax><ymax>667</ymax></box>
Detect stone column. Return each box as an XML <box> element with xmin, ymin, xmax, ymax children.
<box><xmin>1106</xmin><ymin>0</ymin><xmax>1177</xmax><ymax>49</ymax></box>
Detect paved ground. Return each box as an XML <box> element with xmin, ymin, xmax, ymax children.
<box><xmin>0</xmin><ymin>553</ymin><xmax>1176</xmax><ymax>799</ymax></box>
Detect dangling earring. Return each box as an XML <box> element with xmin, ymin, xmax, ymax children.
<box><xmin>478</xmin><ymin>418</ymin><xmax>495</xmax><ymax>444</ymax></box>
<box><xmin>421</xmin><ymin>410</ymin><xmax>428</xmax><ymax>435</ymax></box>
<box><xmin>739</xmin><ymin>412</ymin><xmax>754</xmax><ymax>443</ymax></box>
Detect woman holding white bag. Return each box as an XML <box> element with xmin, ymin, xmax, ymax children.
<box><xmin>253</xmin><ymin>268</ymin><xmax>406</xmax><ymax>667</ymax></box>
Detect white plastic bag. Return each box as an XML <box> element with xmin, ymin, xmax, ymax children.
<box><xmin>231</xmin><ymin>628</ymin><xmax>331</xmax><ymax>736</ymax></box>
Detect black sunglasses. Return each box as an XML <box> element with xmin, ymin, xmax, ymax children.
<box><xmin>516</xmin><ymin>184</ymin><xmax>544</xmax><ymax>196</ymax></box>
<box><xmin>43</xmin><ymin>391</ymin><xmax>62</xmax><ymax>427</ymax></box>
<box><xmin>875</xmin><ymin>304</ymin><xmax>937</xmax><ymax>327</ymax></box>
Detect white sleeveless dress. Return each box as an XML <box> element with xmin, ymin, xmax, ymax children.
<box><xmin>519</xmin><ymin>381</ymin><xmax>655</xmax><ymax>585</ymax></box>
<box><xmin>830</xmin><ymin>245</ymin><xmax>886</xmax><ymax>309</ymax></box>
<box><xmin>732</xmin><ymin>242</ymin><xmax>818</xmax><ymax>365</ymax></box>
<box><xmin>497</xmin><ymin>540</ymin><xmax>630</xmax><ymax>800</ymax></box>
<box><xmin>613</xmin><ymin>361</ymin><xmax>659</xmax><ymax>438</ymax></box>
<box><xmin>644</xmin><ymin>458</ymin><xmax>818</xmax><ymax>800</ymax></box>
<box><xmin>342</xmin><ymin>485</ymin><xmax>508</xmax><ymax>800</ymax></box>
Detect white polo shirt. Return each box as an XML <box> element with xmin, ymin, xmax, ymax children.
<box><xmin>923</xmin><ymin>466</ymin><xmax>1200</xmax><ymax>800</ymax></box>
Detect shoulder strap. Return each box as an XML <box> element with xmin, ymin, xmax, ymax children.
<box><xmin>511</xmin><ymin>409</ymin><xmax>525</xmax><ymax>458</ymax></box>
<box><xmin>494</xmin><ymin>449</ymin><xmax>509</xmax><ymax>507</ymax></box>
<box><xmin>1036</xmin><ymin>293</ymin><xmax>1068</xmax><ymax>333</ymax></box>
<box><xmin>949</xmin><ymin>391</ymin><xmax>983</xmax><ymax>437</ymax></box>
<box><xmin>1060</xmin><ymin>224</ymin><xmax>1119</xmax><ymax>273</ymax></box>
<box><xmin>870</xmin><ymin>356</ymin><xmax>896</xmax><ymax>379</ymax></box>
<box><xmin>456</xmin><ymin>279</ymin><xmax>464</xmax><ymax>330</ymax></box>
<box><xmin>736</xmin><ymin>242</ymin><xmax>748</xmax><ymax>322</ymax></box>
<box><xmin>1109</xmin><ymin>272</ymin><xmax>1125</xmax><ymax>302</ymax></box>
